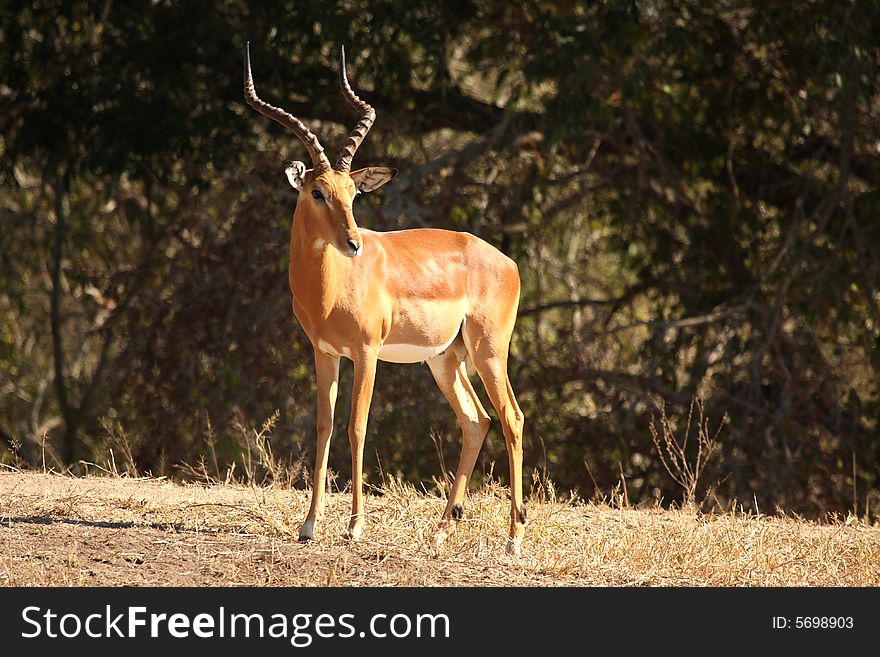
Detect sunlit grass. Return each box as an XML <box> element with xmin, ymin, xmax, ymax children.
<box><xmin>1</xmin><ymin>471</ymin><xmax>878</xmax><ymax>586</ymax></box>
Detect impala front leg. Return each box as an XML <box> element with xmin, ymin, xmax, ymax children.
<box><xmin>300</xmin><ymin>350</ymin><xmax>340</xmax><ymax>541</ymax></box>
<box><xmin>343</xmin><ymin>349</ymin><xmax>378</xmax><ymax>541</ymax></box>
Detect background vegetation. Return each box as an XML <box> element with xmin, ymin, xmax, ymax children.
<box><xmin>2</xmin><ymin>0</ymin><xmax>878</xmax><ymax>520</ymax></box>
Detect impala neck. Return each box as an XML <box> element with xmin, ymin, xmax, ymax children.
<box><xmin>289</xmin><ymin>209</ymin><xmax>351</xmax><ymax>319</ymax></box>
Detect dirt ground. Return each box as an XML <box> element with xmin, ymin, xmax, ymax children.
<box><xmin>1</xmin><ymin>471</ymin><xmax>878</xmax><ymax>586</ymax></box>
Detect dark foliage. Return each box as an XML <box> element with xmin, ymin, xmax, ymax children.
<box><xmin>2</xmin><ymin>1</ymin><xmax>878</xmax><ymax>518</ymax></box>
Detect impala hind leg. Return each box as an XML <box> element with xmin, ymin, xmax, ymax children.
<box><xmin>300</xmin><ymin>350</ymin><xmax>340</xmax><ymax>541</ymax></box>
<box><xmin>463</xmin><ymin>317</ymin><xmax>526</xmax><ymax>555</ymax></box>
<box><xmin>474</xmin><ymin>357</ymin><xmax>525</xmax><ymax>555</ymax></box>
<box><xmin>427</xmin><ymin>343</ymin><xmax>491</xmax><ymax>546</ymax></box>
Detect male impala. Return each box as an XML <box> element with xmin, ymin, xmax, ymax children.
<box><xmin>244</xmin><ymin>43</ymin><xmax>526</xmax><ymax>554</ymax></box>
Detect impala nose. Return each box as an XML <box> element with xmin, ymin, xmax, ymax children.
<box><xmin>347</xmin><ymin>238</ymin><xmax>362</xmax><ymax>256</ymax></box>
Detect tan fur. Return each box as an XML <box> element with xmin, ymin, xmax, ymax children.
<box><xmin>290</xmin><ymin>168</ymin><xmax>526</xmax><ymax>554</ymax></box>
<box><xmin>242</xmin><ymin>46</ymin><xmax>526</xmax><ymax>549</ymax></box>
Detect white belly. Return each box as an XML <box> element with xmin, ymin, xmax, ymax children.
<box><xmin>378</xmin><ymin>334</ymin><xmax>458</xmax><ymax>363</ymax></box>
<box><xmin>317</xmin><ymin>335</ymin><xmax>457</xmax><ymax>363</ymax></box>
<box><xmin>316</xmin><ymin>338</ymin><xmax>352</xmax><ymax>359</ymax></box>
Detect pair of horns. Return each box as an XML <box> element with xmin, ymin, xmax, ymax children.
<box><xmin>244</xmin><ymin>43</ymin><xmax>374</xmax><ymax>174</ymax></box>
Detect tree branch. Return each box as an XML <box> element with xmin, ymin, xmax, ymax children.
<box><xmin>49</xmin><ymin>174</ymin><xmax>72</xmax><ymax>425</ymax></box>
<box><xmin>605</xmin><ymin>303</ymin><xmax>752</xmax><ymax>334</ymax></box>
<box><xmin>284</xmin><ymin>83</ymin><xmax>543</xmax><ymax>137</ymax></box>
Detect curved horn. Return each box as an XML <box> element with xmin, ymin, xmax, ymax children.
<box><xmin>244</xmin><ymin>42</ymin><xmax>331</xmax><ymax>174</ymax></box>
<box><xmin>334</xmin><ymin>46</ymin><xmax>377</xmax><ymax>172</ymax></box>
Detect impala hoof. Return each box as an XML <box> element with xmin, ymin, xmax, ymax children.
<box><xmin>343</xmin><ymin>519</ymin><xmax>365</xmax><ymax>541</ymax></box>
<box><xmin>298</xmin><ymin>518</ymin><xmax>317</xmax><ymax>542</ymax></box>
<box><xmin>434</xmin><ymin>525</ymin><xmax>454</xmax><ymax>548</ymax></box>
<box><xmin>505</xmin><ymin>537</ymin><xmax>522</xmax><ymax>557</ymax></box>
<box><xmin>435</xmin><ymin>508</ymin><xmax>461</xmax><ymax>547</ymax></box>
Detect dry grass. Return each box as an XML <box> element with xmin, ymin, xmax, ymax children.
<box><xmin>0</xmin><ymin>471</ymin><xmax>878</xmax><ymax>586</ymax></box>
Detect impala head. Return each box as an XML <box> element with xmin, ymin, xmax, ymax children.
<box><xmin>244</xmin><ymin>43</ymin><xmax>397</xmax><ymax>257</ymax></box>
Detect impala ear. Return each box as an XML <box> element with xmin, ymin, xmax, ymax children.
<box><xmin>350</xmin><ymin>166</ymin><xmax>398</xmax><ymax>193</ymax></box>
<box><xmin>285</xmin><ymin>161</ymin><xmax>308</xmax><ymax>190</ymax></box>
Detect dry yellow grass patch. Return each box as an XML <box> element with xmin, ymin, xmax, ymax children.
<box><xmin>0</xmin><ymin>471</ymin><xmax>877</xmax><ymax>586</ymax></box>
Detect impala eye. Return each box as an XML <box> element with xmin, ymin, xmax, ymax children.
<box><xmin>311</xmin><ymin>189</ymin><xmax>324</xmax><ymax>200</ymax></box>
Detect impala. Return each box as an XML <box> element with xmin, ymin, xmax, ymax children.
<box><xmin>244</xmin><ymin>43</ymin><xmax>526</xmax><ymax>554</ymax></box>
